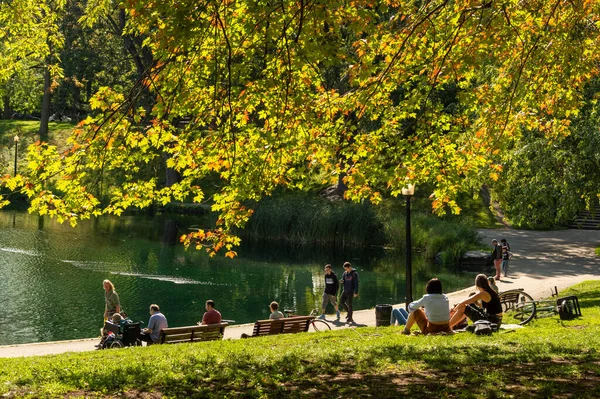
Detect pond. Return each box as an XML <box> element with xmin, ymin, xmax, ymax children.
<box><xmin>0</xmin><ymin>211</ymin><xmax>475</xmax><ymax>345</ymax></box>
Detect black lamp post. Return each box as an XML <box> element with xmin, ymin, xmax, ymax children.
<box><xmin>402</xmin><ymin>184</ymin><xmax>414</xmax><ymax>310</ymax></box>
<box><xmin>13</xmin><ymin>135</ymin><xmax>19</xmax><ymax>176</ymax></box>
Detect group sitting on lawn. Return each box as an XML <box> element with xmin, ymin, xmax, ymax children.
<box><xmin>391</xmin><ymin>274</ymin><xmax>503</xmax><ymax>335</ymax></box>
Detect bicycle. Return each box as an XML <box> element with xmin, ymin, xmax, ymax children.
<box><xmin>498</xmin><ymin>289</ymin><xmax>537</xmax><ymax>325</ymax></box>
<box><xmin>283</xmin><ymin>308</ymin><xmax>332</xmax><ymax>331</ymax></box>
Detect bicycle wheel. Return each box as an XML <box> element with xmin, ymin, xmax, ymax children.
<box><xmin>109</xmin><ymin>340</ymin><xmax>124</xmax><ymax>349</ymax></box>
<box><xmin>310</xmin><ymin>319</ymin><xmax>331</xmax><ymax>331</ymax></box>
<box><xmin>499</xmin><ymin>290</ymin><xmax>536</xmax><ymax>325</ymax></box>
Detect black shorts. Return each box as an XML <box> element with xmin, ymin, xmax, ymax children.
<box><xmin>465</xmin><ymin>304</ymin><xmax>502</xmax><ymax>326</ymax></box>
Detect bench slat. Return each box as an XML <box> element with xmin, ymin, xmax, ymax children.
<box><xmin>246</xmin><ymin>316</ymin><xmax>314</xmax><ymax>338</ymax></box>
<box><xmin>159</xmin><ymin>323</ymin><xmax>228</xmax><ymax>344</ymax></box>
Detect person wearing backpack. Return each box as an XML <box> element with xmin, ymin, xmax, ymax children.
<box><xmin>449</xmin><ymin>274</ymin><xmax>503</xmax><ymax>329</ymax></box>
<box><xmin>340</xmin><ymin>262</ymin><xmax>359</xmax><ymax>324</ymax></box>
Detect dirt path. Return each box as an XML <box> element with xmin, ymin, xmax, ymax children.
<box><xmin>0</xmin><ymin>228</ymin><xmax>598</xmax><ymax>358</ymax></box>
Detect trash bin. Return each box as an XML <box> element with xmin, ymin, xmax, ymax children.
<box><xmin>375</xmin><ymin>304</ymin><xmax>393</xmax><ymax>327</ymax></box>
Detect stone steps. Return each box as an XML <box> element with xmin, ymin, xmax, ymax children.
<box><xmin>569</xmin><ymin>205</ymin><xmax>600</xmax><ymax>230</ymax></box>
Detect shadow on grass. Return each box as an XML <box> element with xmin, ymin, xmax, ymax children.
<box><xmin>109</xmin><ymin>359</ymin><xmax>600</xmax><ymax>398</ymax></box>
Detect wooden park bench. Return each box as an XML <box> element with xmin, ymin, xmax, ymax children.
<box><xmin>241</xmin><ymin>316</ymin><xmax>314</xmax><ymax>338</ymax></box>
<box><xmin>159</xmin><ymin>322</ymin><xmax>229</xmax><ymax>344</ymax></box>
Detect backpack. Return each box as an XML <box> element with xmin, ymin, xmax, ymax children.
<box><xmin>466</xmin><ymin>320</ymin><xmax>497</xmax><ymax>335</ymax></box>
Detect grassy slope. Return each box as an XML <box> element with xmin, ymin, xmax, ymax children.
<box><xmin>0</xmin><ymin>120</ymin><xmax>73</xmax><ymax>175</ymax></box>
<box><xmin>1</xmin><ymin>281</ymin><xmax>599</xmax><ymax>398</ymax></box>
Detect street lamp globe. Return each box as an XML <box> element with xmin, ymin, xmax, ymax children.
<box><xmin>401</xmin><ymin>184</ymin><xmax>414</xmax><ymax>196</ymax></box>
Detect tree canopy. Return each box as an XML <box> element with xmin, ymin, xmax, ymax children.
<box><xmin>2</xmin><ymin>0</ymin><xmax>600</xmax><ymax>255</ymax></box>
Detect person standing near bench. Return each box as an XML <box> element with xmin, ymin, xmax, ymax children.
<box><xmin>103</xmin><ymin>279</ymin><xmax>120</xmax><ymax>321</ymax></box>
<box><xmin>340</xmin><ymin>262</ymin><xmax>359</xmax><ymax>324</ymax></box>
<box><xmin>200</xmin><ymin>300</ymin><xmax>222</xmax><ymax>325</ymax></box>
<box><xmin>139</xmin><ymin>304</ymin><xmax>168</xmax><ymax>345</ymax></box>
<box><xmin>318</xmin><ymin>264</ymin><xmax>340</xmax><ymax>321</ymax></box>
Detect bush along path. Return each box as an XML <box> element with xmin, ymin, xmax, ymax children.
<box><xmin>0</xmin><ymin>281</ymin><xmax>599</xmax><ymax>398</ymax></box>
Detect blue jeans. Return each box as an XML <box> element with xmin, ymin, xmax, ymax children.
<box><xmin>501</xmin><ymin>259</ymin><xmax>510</xmax><ymax>276</ymax></box>
<box><xmin>391</xmin><ymin>308</ymin><xmax>409</xmax><ymax>325</ymax></box>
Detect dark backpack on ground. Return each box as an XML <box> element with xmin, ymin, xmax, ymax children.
<box><xmin>466</xmin><ymin>320</ymin><xmax>497</xmax><ymax>335</ymax></box>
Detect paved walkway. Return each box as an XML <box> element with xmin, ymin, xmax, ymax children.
<box><xmin>0</xmin><ymin>228</ymin><xmax>598</xmax><ymax>358</ymax></box>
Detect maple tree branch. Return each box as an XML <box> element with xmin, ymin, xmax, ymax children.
<box><xmin>358</xmin><ymin>0</ymin><xmax>450</xmax><ymax>118</ymax></box>
<box><xmin>496</xmin><ymin>0</ymin><xmax>563</xmax><ymax>141</ymax></box>
<box><xmin>214</xmin><ymin>6</ymin><xmax>236</xmax><ymax>177</ymax></box>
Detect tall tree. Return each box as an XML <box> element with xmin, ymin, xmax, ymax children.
<box><xmin>0</xmin><ymin>0</ymin><xmax>65</xmax><ymax>139</ymax></box>
<box><xmin>5</xmin><ymin>0</ymin><xmax>600</xmax><ymax>256</ymax></box>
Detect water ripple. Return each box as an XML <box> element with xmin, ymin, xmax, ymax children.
<box><xmin>110</xmin><ymin>272</ymin><xmax>221</xmax><ymax>285</ymax></box>
<box><xmin>0</xmin><ymin>247</ymin><xmax>41</xmax><ymax>257</ymax></box>
<box><xmin>62</xmin><ymin>259</ymin><xmax>222</xmax><ymax>285</ymax></box>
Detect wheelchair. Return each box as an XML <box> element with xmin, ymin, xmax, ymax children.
<box><xmin>100</xmin><ymin>320</ymin><xmax>142</xmax><ymax>349</ymax></box>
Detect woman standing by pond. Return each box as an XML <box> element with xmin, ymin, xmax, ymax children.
<box><xmin>103</xmin><ymin>280</ymin><xmax>121</xmax><ymax>320</ymax></box>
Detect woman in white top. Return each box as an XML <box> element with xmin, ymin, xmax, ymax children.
<box><xmin>402</xmin><ymin>278</ymin><xmax>452</xmax><ymax>335</ymax></box>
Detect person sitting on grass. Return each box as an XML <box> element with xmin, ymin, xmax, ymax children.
<box><xmin>402</xmin><ymin>278</ymin><xmax>452</xmax><ymax>335</ymax></box>
<box><xmin>449</xmin><ymin>274</ymin><xmax>503</xmax><ymax>329</ymax></box>
<box><xmin>269</xmin><ymin>301</ymin><xmax>284</xmax><ymax>320</ymax></box>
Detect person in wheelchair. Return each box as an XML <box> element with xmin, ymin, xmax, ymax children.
<box><xmin>97</xmin><ymin>313</ymin><xmax>140</xmax><ymax>349</ymax></box>
<box><xmin>96</xmin><ymin>313</ymin><xmax>124</xmax><ymax>349</ymax></box>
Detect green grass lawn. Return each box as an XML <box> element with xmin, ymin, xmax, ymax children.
<box><xmin>0</xmin><ymin>120</ymin><xmax>74</xmax><ymax>176</ymax></box>
<box><xmin>1</xmin><ymin>281</ymin><xmax>599</xmax><ymax>398</ymax></box>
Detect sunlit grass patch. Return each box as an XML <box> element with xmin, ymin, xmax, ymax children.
<box><xmin>0</xmin><ymin>281</ymin><xmax>599</xmax><ymax>398</ymax></box>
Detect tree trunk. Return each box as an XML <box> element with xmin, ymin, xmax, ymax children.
<box><xmin>166</xmin><ymin>166</ymin><xmax>180</xmax><ymax>187</ymax></box>
<box><xmin>38</xmin><ymin>67</ymin><xmax>51</xmax><ymax>141</ymax></box>
<box><xmin>336</xmin><ymin>172</ymin><xmax>347</xmax><ymax>197</ymax></box>
<box><xmin>3</xmin><ymin>94</ymin><xmax>10</xmax><ymax>119</ymax></box>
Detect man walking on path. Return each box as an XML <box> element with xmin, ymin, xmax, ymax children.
<box><xmin>340</xmin><ymin>262</ymin><xmax>359</xmax><ymax>324</ymax></box>
<box><xmin>319</xmin><ymin>264</ymin><xmax>340</xmax><ymax>320</ymax></box>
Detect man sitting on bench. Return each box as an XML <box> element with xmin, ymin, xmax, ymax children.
<box><xmin>200</xmin><ymin>299</ymin><xmax>222</xmax><ymax>325</ymax></box>
<box><xmin>139</xmin><ymin>304</ymin><xmax>168</xmax><ymax>345</ymax></box>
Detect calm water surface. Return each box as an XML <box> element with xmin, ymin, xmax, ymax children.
<box><xmin>0</xmin><ymin>211</ymin><xmax>475</xmax><ymax>345</ymax></box>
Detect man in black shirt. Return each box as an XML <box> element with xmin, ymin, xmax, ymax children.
<box><xmin>318</xmin><ymin>264</ymin><xmax>340</xmax><ymax>320</ymax></box>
